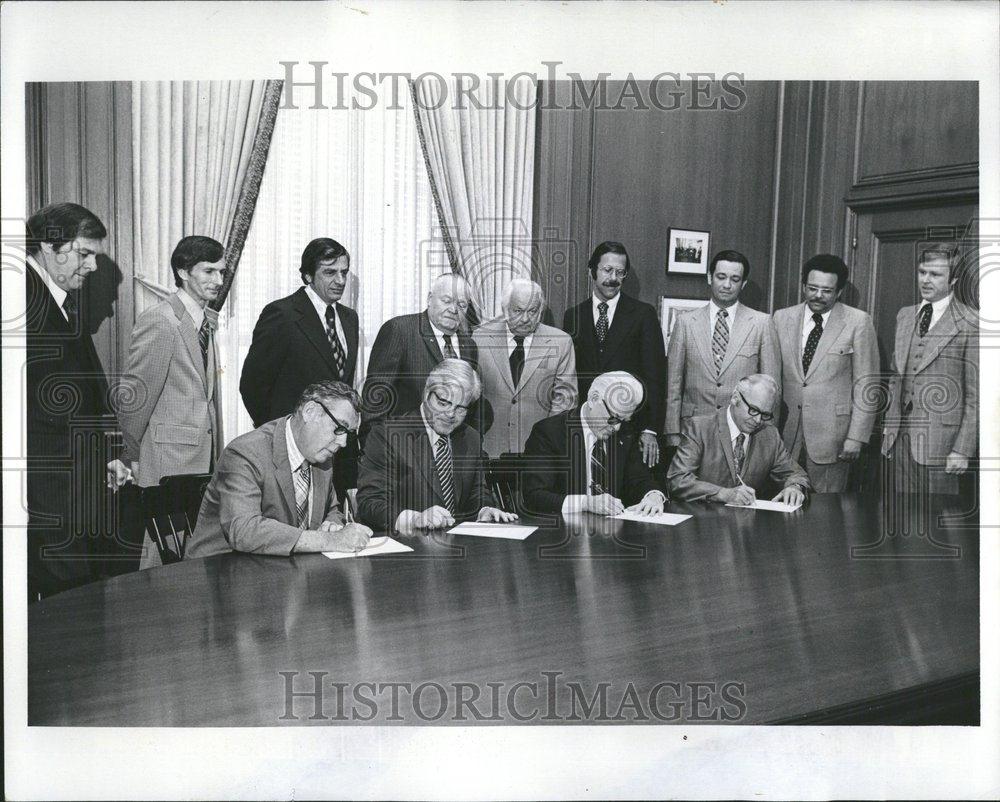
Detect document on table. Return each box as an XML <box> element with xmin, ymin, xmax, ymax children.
<box><xmin>323</xmin><ymin>536</ymin><xmax>413</xmax><ymax>559</ymax></box>
<box><xmin>447</xmin><ymin>522</ymin><xmax>538</xmax><ymax>540</ymax></box>
<box><xmin>613</xmin><ymin>511</ymin><xmax>692</xmax><ymax>526</ymax></box>
<box><xmin>726</xmin><ymin>499</ymin><xmax>802</xmax><ymax>513</ymax></box>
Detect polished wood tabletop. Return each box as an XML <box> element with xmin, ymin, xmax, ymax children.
<box><xmin>28</xmin><ymin>494</ymin><xmax>978</xmax><ymax>725</ymax></box>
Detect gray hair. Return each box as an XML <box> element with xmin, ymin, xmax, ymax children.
<box><xmin>736</xmin><ymin>373</ymin><xmax>779</xmax><ymax>398</ymax></box>
<box><xmin>501</xmin><ymin>278</ymin><xmax>543</xmax><ymax>310</ymax></box>
<box><xmin>295</xmin><ymin>380</ymin><xmax>361</xmax><ymax>414</ymax></box>
<box><xmin>429</xmin><ymin>273</ymin><xmax>471</xmax><ymax>299</ymax></box>
<box><xmin>588</xmin><ymin>370</ymin><xmax>644</xmax><ymax>412</ymax></box>
<box><xmin>424</xmin><ymin>358</ymin><xmax>482</xmax><ymax>404</ymax></box>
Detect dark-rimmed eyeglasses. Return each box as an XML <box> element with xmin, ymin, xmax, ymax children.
<box><xmin>429</xmin><ymin>389</ymin><xmax>470</xmax><ymax>416</ymax></box>
<box><xmin>738</xmin><ymin>390</ymin><xmax>773</xmax><ymax>422</ymax></box>
<box><xmin>602</xmin><ymin>398</ymin><xmax>629</xmax><ymax>426</ymax></box>
<box><xmin>315</xmin><ymin>402</ymin><xmax>353</xmax><ymax>436</ymax></box>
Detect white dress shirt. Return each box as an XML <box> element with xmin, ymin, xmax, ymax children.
<box><xmin>506</xmin><ymin>329</ymin><xmax>534</xmax><ymax>357</ymax></box>
<box><xmin>285</xmin><ymin>417</ymin><xmax>313</xmax><ymax>526</ymax></box>
<box><xmin>800</xmin><ymin>306</ymin><xmax>833</xmax><ymax>352</ymax></box>
<box><xmin>708</xmin><ymin>300</ymin><xmax>739</xmax><ymax>342</ymax></box>
<box><xmin>592</xmin><ymin>291</ymin><xmax>621</xmax><ymax>328</ymax></box>
<box><xmin>26</xmin><ymin>254</ymin><xmax>69</xmax><ymax>320</ymax></box>
<box><xmin>305</xmin><ymin>285</ymin><xmax>347</xmax><ymax>350</ymax></box>
<box><xmin>726</xmin><ymin>405</ymin><xmax>749</xmax><ymax>453</ymax></box>
<box><xmin>177</xmin><ymin>288</ymin><xmax>206</xmax><ymax>329</ymax></box>
<box><xmin>917</xmin><ymin>293</ymin><xmax>952</xmax><ymax>333</ymax></box>
<box><xmin>428</xmin><ymin>318</ymin><xmax>462</xmax><ymax>360</ymax></box>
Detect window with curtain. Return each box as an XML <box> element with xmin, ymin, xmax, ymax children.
<box><xmin>216</xmin><ymin>93</ymin><xmax>443</xmax><ymax>440</ymax></box>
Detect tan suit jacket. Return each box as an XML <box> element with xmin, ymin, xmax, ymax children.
<box><xmin>472</xmin><ymin>318</ymin><xmax>577</xmax><ymax>456</ymax></box>
<box><xmin>119</xmin><ymin>292</ymin><xmax>222</xmax><ymax>487</ymax></box>
<box><xmin>186</xmin><ymin>417</ymin><xmax>342</xmax><ymax>559</ymax></box>
<box><xmin>668</xmin><ymin>410</ymin><xmax>811</xmax><ymax>501</ymax></box>
<box><xmin>882</xmin><ymin>300</ymin><xmax>978</xmax><ymax>464</ymax></box>
<box><xmin>773</xmin><ymin>302</ymin><xmax>879</xmax><ymax>463</ymax></box>
<box><xmin>665</xmin><ymin>303</ymin><xmax>780</xmax><ymax>436</ymax></box>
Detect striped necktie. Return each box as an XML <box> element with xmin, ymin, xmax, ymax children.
<box><xmin>325</xmin><ymin>305</ymin><xmax>347</xmax><ymax>379</ymax></box>
<box><xmin>733</xmin><ymin>433</ymin><xmax>746</xmax><ymax>475</ymax></box>
<box><xmin>293</xmin><ymin>462</ymin><xmax>311</xmax><ymax>527</ymax></box>
<box><xmin>198</xmin><ymin>317</ymin><xmax>211</xmax><ymax>370</ymax></box>
<box><xmin>434</xmin><ymin>436</ymin><xmax>455</xmax><ymax>512</ymax></box>
<box><xmin>442</xmin><ymin>334</ymin><xmax>458</xmax><ymax>359</ymax></box>
<box><xmin>712</xmin><ymin>308</ymin><xmax>729</xmax><ymax>374</ymax></box>
<box><xmin>590</xmin><ymin>437</ymin><xmax>608</xmax><ymax>495</ymax></box>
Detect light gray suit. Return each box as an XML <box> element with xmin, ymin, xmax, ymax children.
<box><xmin>773</xmin><ymin>302</ymin><xmax>879</xmax><ymax>492</ymax></box>
<box><xmin>186</xmin><ymin>417</ymin><xmax>343</xmax><ymax>559</ymax></box>
<box><xmin>119</xmin><ymin>292</ymin><xmax>222</xmax><ymax>487</ymax></box>
<box><xmin>472</xmin><ymin>318</ymin><xmax>577</xmax><ymax>456</ymax></box>
<box><xmin>665</xmin><ymin>303</ymin><xmax>781</xmax><ymax>437</ymax></box>
<box><xmin>882</xmin><ymin>300</ymin><xmax>977</xmax><ymax>493</ymax></box>
<box><xmin>668</xmin><ymin>410</ymin><xmax>811</xmax><ymax>501</ymax></box>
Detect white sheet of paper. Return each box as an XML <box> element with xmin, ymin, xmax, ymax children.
<box><xmin>447</xmin><ymin>522</ymin><xmax>538</xmax><ymax>540</ymax></box>
<box><xmin>726</xmin><ymin>499</ymin><xmax>802</xmax><ymax>513</ymax></box>
<box><xmin>613</xmin><ymin>511</ymin><xmax>692</xmax><ymax>526</ymax></box>
<box><xmin>322</xmin><ymin>536</ymin><xmax>413</xmax><ymax>559</ymax></box>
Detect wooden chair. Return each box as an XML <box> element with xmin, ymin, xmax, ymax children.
<box><xmin>139</xmin><ymin>474</ymin><xmax>212</xmax><ymax>564</ymax></box>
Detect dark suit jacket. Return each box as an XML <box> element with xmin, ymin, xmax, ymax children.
<box><xmin>521</xmin><ymin>409</ymin><xmax>663</xmax><ymax>515</ymax></box>
<box><xmin>186</xmin><ymin>417</ymin><xmax>342</xmax><ymax>559</ymax></box>
<box><xmin>361</xmin><ymin>310</ymin><xmax>478</xmax><ymax>439</ymax></box>
<box><xmin>356</xmin><ymin>410</ymin><xmax>492</xmax><ymax>532</ymax></box>
<box><xmin>26</xmin><ymin>264</ymin><xmax>116</xmax><ymax>594</ymax></box>
<box><xmin>562</xmin><ymin>294</ymin><xmax>666</xmax><ymax>433</ymax></box>
<box><xmin>240</xmin><ymin>287</ymin><xmax>360</xmax><ymax>490</ymax></box>
<box><xmin>667</xmin><ymin>410</ymin><xmax>811</xmax><ymax>501</ymax></box>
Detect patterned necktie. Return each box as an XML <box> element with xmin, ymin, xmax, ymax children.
<box><xmin>596</xmin><ymin>302</ymin><xmax>609</xmax><ymax>347</ymax></box>
<box><xmin>198</xmin><ymin>316</ymin><xmax>211</xmax><ymax>370</ymax></box>
<box><xmin>293</xmin><ymin>462</ymin><xmax>311</xmax><ymax>527</ymax></box>
<box><xmin>509</xmin><ymin>335</ymin><xmax>525</xmax><ymax>387</ymax></box>
<box><xmin>712</xmin><ymin>308</ymin><xmax>729</xmax><ymax>374</ymax></box>
<box><xmin>442</xmin><ymin>334</ymin><xmax>458</xmax><ymax>359</ymax></box>
<box><xmin>733</xmin><ymin>433</ymin><xmax>746</xmax><ymax>475</ymax></box>
<box><xmin>802</xmin><ymin>312</ymin><xmax>824</xmax><ymax>374</ymax></box>
<box><xmin>434</xmin><ymin>436</ymin><xmax>455</xmax><ymax>512</ymax></box>
<box><xmin>324</xmin><ymin>305</ymin><xmax>347</xmax><ymax>379</ymax></box>
<box><xmin>590</xmin><ymin>437</ymin><xmax>608</xmax><ymax>495</ymax></box>
<box><xmin>62</xmin><ymin>294</ymin><xmax>78</xmax><ymax>331</ymax></box>
<box><xmin>918</xmin><ymin>302</ymin><xmax>933</xmax><ymax>337</ymax></box>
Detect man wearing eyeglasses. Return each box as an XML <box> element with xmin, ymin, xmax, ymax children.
<box><xmin>667</xmin><ymin>374</ymin><xmax>810</xmax><ymax>505</ymax></box>
<box><xmin>562</xmin><ymin>242</ymin><xmax>666</xmax><ymax>468</ymax></box>
<box><xmin>186</xmin><ymin>381</ymin><xmax>373</xmax><ymax>558</ymax></box>
<box><xmin>357</xmin><ymin>359</ymin><xmax>515</xmax><ymax>532</ymax></box>
<box><xmin>521</xmin><ymin>371</ymin><xmax>667</xmax><ymax>516</ymax></box>
<box><xmin>773</xmin><ymin>255</ymin><xmax>879</xmax><ymax>493</ymax></box>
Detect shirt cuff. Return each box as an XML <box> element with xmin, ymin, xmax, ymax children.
<box><xmin>561</xmin><ymin>495</ymin><xmax>589</xmax><ymax>515</ymax></box>
<box><xmin>641</xmin><ymin>429</ymin><xmax>656</xmax><ymax>436</ymax></box>
<box><xmin>643</xmin><ymin>490</ymin><xmax>666</xmax><ymax>505</ymax></box>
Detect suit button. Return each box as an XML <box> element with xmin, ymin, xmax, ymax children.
<box><xmin>511</xmin><ymin>399</ymin><xmax>517</xmax><ymax>405</ymax></box>
<box><xmin>716</xmin><ymin>405</ymin><xmax>722</xmax><ymax>410</ymax></box>
<box><xmin>802</xmin><ymin>383</ymin><xmax>808</xmax><ymax>387</ymax></box>
<box><xmin>716</xmin><ymin>382</ymin><xmax>722</xmax><ymax>387</ymax></box>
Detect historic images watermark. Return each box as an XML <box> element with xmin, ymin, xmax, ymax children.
<box><xmin>279</xmin><ymin>670</ymin><xmax>747</xmax><ymax>723</ymax></box>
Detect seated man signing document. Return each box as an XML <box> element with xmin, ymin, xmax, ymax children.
<box><xmin>521</xmin><ymin>371</ymin><xmax>666</xmax><ymax>516</ymax></box>
<box><xmin>186</xmin><ymin>381</ymin><xmax>372</xmax><ymax>558</ymax></box>
<box><xmin>357</xmin><ymin>359</ymin><xmax>516</xmax><ymax>532</ymax></box>
<box><xmin>667</xmin><ymin>374</ymin><xmax>811</xmax><ymax>505</ymax></box>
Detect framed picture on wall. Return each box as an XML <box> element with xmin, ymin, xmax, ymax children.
<box><xmin>666</xmin><ymin>228</ymin><xmax>711</xmax><ymax>274</ymax></box>
<box><xmin>658</xmin><ymin>296</ymin><xmax>706</xmax><ymax>344</ymax></box>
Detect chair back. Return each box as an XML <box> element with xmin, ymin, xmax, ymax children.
<box><xmin>140</xmin><ymin>474</ymin><xmax>212</xmax><ymax>564</ymax></box>
<box><xmin>486</xmin><ymin>454</ymin><xmax>522</xmax><ymax>514</ymax></box>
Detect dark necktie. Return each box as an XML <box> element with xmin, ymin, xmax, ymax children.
<box><xmin>293</xmin><ymin>462</ymin><xmax>311</xmax><ymax>527</ymax></box>
<box><xmin>733</xmin><ymin>433</ymin><xmax>746</xmax><ymax>475</ymax></box>
<box><xmin>917</xmin><ymin>303</ymin><xmax>933</xmax><ymax>337</ymax></box>
<box><xmin>198</xmin><ymin>316</ymin><xmax>211</xmax><ymax>370</ymax></box>
<box><xmin>62</xmin><ymin>294</ymin><xmax>78</xmax><ymax>331</ymax></box>
<box><xmin>590</xmin><ymin>437</ymin><xmax>608</xmax><ymax>495</ymax></box>
<box><xmin>509</xmin><ymin>335</ymin><xmax>525</xmax><ymax>387</ymax></box>
<box><xmin>324</xmin><ymin>305</ymin><xmax>347</xmax><ymax>379</ymax></box>
<box><xmin>434</xmin><ymin>436</ymin><xmax>455</xmax><ymax>512</ymax></box>
<box><xmin>596</xmin><ymin>302</ymin><xmax>609</xmax><ymax>348</ymax></box>
<box><xmin>712</xmin><ymin>308</ymin><xmax>729</xmax><ymax>374</ymax></box>
<box><xmin>442</xmin><ymin>334</ymin><xmax>458</xmax><ymax>359</ymax></box>
<box><xmin>802</xmin><ymin>312</ymin><xmax>823</xmax><ymax>374</ymax></box>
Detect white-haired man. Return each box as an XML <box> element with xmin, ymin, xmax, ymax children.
<box><xmin>668</xmin><ymin>374</ymin><xmax>810</xmax><ymax>505</ymax></box>
<box><xmin>522</xmin><ymin>371</ymin><xmax>666</xmax><ymax>516</ymax></box>
<box><xmin>357</xmin><ymin>359</ymin><xmax>517</xmax><ymax>532</ymax></box>
<box><xmin>473</xmin><ymin>278</ymin><xmax>577</xmax><ymax>456</ymax></box>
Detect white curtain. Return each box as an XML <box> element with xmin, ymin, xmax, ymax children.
<box><xmin>411</xmin><ymin>77</ymin><xmax>536</xmax><ymax>320</ymax></box>
<box><xmin>131</xmin><ymin>80</ymin><xmax>273</xmax><ymax>311</ymax></box>
<box><xmin>219</xmin><ymin>91</ymin><xmax>440</xmax><ymax>439</ymax></box>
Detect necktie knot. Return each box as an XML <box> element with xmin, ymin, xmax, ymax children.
<box><xmin>718</xmin><ymin>308</ymin><xmax>728</xmax><ymax>319</ymax></box>
<box><xmin>325</xmin><ymin>304</ymin><xmax>336</xmax><ymax>326</ymax></box>
<box><xmin>598</xmin><ymin>302</ymin><xmax>608</xmax><ymax>313</ymax></box>
<box><xmin>918</xmin><ymin>303</ymin><xmax>933</xmax><ymax>336</ymax></box>
<box><xmin>442</xmin><ymin>334</ymin><xmax>457</xmax><ymax>358</ymax></box>
<box><xmin>812</xmin><ymin>312</ymin><xmax>823</xmax><ymax>325</ymax></box>
<box><xmin>62</xmin><ymin>295</ymin><xmax>76</xmax><ymax>314</ymax></box>
<box><xmin>513</xmin><ymin>335</ymin><xmax>525</xmax><ymax>346</ymax></box>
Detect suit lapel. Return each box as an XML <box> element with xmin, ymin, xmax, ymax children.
<box><xmin>272</xmin><ymin>418</ymin><xmax>298</xmax><ymax>522</ymax></box>
<box><xmin>400</xmin><ymin>411</ymin><xmax>441</xmax><ymax>503</ymax></box>
<box><xmin>517</xmin><ymin>334</ymin><xmax>546</xmax><ymax>393</ymax></box>
<box><xmin>716</xmin><ymin>411</ymin><xmax>738</xmax><ymax>482</ymax></box>
<box><xmin>418</xmin><ymin>311</ymin><xmax>445</xmax><ymax>364</ymax></box>
<box><xmin>337</xmin><ymin>304</ymin><xmax>358</xmax><ymax>363</ymax></box>
<box><xmin>567</xmin><ymin>411</ymin><xmax>589</xmax><ymax>495</ymax></box>
<box><xmin>916</xmin><ymin>303</ymin><xmax>960</xmax><ymax>373</ymax></box>
<box><xmin>784</xmin><ymin>305</ymin><xmax>806</xmax><ymax>383</ymax></box>
<box><xmin>577</xmin><ymin>299</ymin><xmax>601</xmax><ymax>361</ymax></box>
<box><xmin>292</xmin><ymin>288</ymin><xmax>340</xmax><ymax>374</ymax></box>
<box><xmin>895</xmin><ymin>306</ymin><xmax>916</xmax><ymax>375</ymax></box>
<box><xmin>310</xmin><ymin>465</ymin><xmax>333</xmax><ymax>528</ymax></box>
<box><xmin>599</xmin><ymin>295</ymin><xmax>634</xmax><ymax>363</ymax></box>
<box><xmin>719</xmin><ymin>305</ymin><xmax>751</xmax><ymax>375</ymax></box>
<box><xmin>485</xmin><ymin>323</ymin><xmax>515</xmax><ymax>393</ymax></box>
<box><xmin>204</xmin><ymin>308</ymin><xmax>220</xmax><ymax>402</ymax></box>
<box><xmin>691</xmin><ymin>305</ymin><xmax>715</xmax><ymax>372</ymax></box>
<box><xmin>804</xmin><ymin>303</ymin><xmax>846</xmax><ymax>379</ymax></box>
<box><xmin>168</xmin><ymin>293</ymin><xmax>209</xmax><ymax>394</ymax></box>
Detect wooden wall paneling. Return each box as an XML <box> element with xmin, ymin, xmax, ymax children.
<box><xmin>25</xmin><ymin>84</ymin><xmax>47</xmax><ymax>213</ymax></box>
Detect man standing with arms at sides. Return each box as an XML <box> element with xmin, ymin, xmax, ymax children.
<box><xmin>665</xmin><ymin>249</ymin><xmax>780</xmax><ymax>450</ymax></box>
<box><xmin>562</xmin><ymin>242</ymin><xmax>665</xmax><ymax>468</ymax></box>
<box><xmin>473</xmin><ymin>278</ymin><xmax>577</xmax><ymax>457</ymax></box>
<box><xmin>240</xmin><ymin>237</ymin><xmax>361</xmax><ymax>494</ymax></box>
<box><xmin>881</xmin><ymin>245</ymin><xmax>977</xmax><ymax>496</ymax></box>
<box><xmin>773</xmin><ymin>254</ymin><xmax>879</xmax><ymax>492</ymax></box>
<box><xmin>24</xmin><ymin>202</ymin><xmax>131</xmax><ymax>599</ymax></box>
<box><xmin>361</xmin><ymin>273</ymin><xmax>479</xmax><ymax>441</ymax></box>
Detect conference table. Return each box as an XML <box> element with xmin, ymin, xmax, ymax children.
<box><xmin>28</xmin><ymin>493</ymin><xmax>979</xmax><ymax>726</ymax></box>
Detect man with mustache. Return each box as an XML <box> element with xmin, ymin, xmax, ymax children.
<box><xmin>665</xmin><ymin>250</ymin><xmax>780</xmax><ymax>451</ymax></box>
<box><xmin>562</xmin><ymin>242</ymin><xmax>666</xmax><ymax>468</ymax></box>
<box><xmin>361</xmin><ymin>273</ymin><xmax>479</xmax><ymax>442</ymax></box>
<box><xmin>881</xmin><ymin>245</ymin><xmax>977</xmax><ymax>496</ymax></box>
<box><xmin>668</xmin><ymin>374</ymin><xmax>810</xmax><ymax>505</ymax></box>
